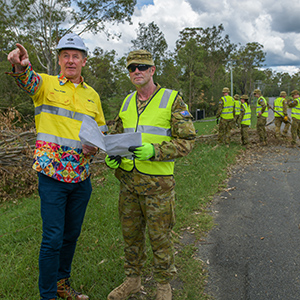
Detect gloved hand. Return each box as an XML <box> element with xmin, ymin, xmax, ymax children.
<box><xmin>283</xmin><ymin>115</ymin><xmax>289</xmax><ymax>123</ymax></box>
<box><xmin>128</xmin><ymin>143</ymin><xmax>155</xmax><ymax>161</ymax></box>
<box><xmin>105</xmin><ymin>155</ymin><xmax>121</xmax><ymax>169</ymax></box>
<box><xmin>216</xmin><ymin>118</ymin><xmax>219</xmax><ymax>124</ymax></box>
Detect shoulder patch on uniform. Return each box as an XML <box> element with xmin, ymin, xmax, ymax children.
<box><xmin>180</xmin><ymin>110</ymin><xmax>190</xmax><ymax>117</ymax></box>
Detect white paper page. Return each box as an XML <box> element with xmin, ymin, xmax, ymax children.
<box><xmin>79</xmin><ymin>115</ymin><xmax>142</xmax><ymax>156</ymax></box>
<box><xmin>79</xmin><ymin>115</ymin><xmax>107</xmax><ymax>151</ymax></box>
<box><xmin>104</xmin><ymin>132</ymin><xmax>142</xmax><ymax>156</ymax></box>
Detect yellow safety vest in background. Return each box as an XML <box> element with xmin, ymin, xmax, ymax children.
<box><xmin>256</xmin><ymin>96</ymin><xmax>268</xmax><ymax>118</ymax></box>
<box><xmin>274</xmin><ymin>97</ymin><xmax>285</xmax><ymax>117</ymax></box>
<box><xmin>221</xmin><ymin>96</ymin><xmax>234</xmax><ymax>119</ymax></box>
<box><xmin>241</xmin><ymin>103</ymin><xmax>251</xmax><ymax>126</ymax></box>
<box><xmin>234</xmin><ymin>100</ymin><xmax>241</xmax><ymax>116</ymax></box>
<box><xmin>291</xmin><ymin>98</ymin><xmax>300</xmax><ymax>120</ymax></box>
<box><xmin>119</xmin><ymin>88</ymin><xmax>177</xmax><ymax>176</ymax></box>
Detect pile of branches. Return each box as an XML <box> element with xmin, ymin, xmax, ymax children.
<box><xmin>0</xmin><ymin>108</ymin><xmax>106</xmax><ymax>202</ymax></box>
<box><xmin>0</xmin><ymin>108</ymin><xmax>38</xmax><ymax>202</ymax></box>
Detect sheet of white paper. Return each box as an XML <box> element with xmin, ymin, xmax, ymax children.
<box><xmin>79</xmin><ymin>115</ymin><xmax>142</xmax><ymax>156</ymax></box>
<box><xmin>79</xmin><ymin>115</ymin><xmax>107</xmax><ymax>150</ymax></box>
<box><xmin>104</xmin><ymin>132</ymin><xmax>142</xmax><ymax>156</ymax></box>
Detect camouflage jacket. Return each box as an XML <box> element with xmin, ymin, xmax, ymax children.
<box><xmin>110</xmin><ymin>84</ymin><xmax>196</xmax><ymax>195</ymax></box>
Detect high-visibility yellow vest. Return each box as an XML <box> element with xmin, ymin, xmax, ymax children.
<box><xmin>234</xmin><ymin>100</ymin><xmax>241</xmax><ymax>116</ymax></box>
<box><xmin>291</xmin><ymin>98</ymin><xmax>300</xmax><ymax>120</ymax></box>
<box><xmin>256</xmin><ymin>96</ymin><xmax>268</xmax><ymax>117</ymax></box>
<box><xmin>221</xmin><ymin>96</ymin><xmax>234</xmax><ymax>119</ymax></box>
<box><xmin>119</xmin><ymin>88</ymin><xmax>177</xmax><ymax>176</ymax></box>
<box><xmin>241</xmin><ymin>103</ymin><xmax>251</xmax><ymax>126</ymax></box>
<box><xmin>274</xmin><ymin>97</ymin><xmax>285</xmax><ymax>117</ymax></box>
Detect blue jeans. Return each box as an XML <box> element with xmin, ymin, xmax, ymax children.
<box><xmin>37</xmin><ymin>173</ymin><xmax>92</xmax><ymax>300</ymax></box>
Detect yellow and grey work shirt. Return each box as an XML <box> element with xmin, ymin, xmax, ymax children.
<box><xmin>8</xmin><ymin>64</ymin><xmax>107</xmax><ymax>183</ymax></box>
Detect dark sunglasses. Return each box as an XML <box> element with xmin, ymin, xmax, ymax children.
<box><xmin>127</xmin><ymin>64</ymin><xmax>151</xmax><ymax>73</ymax></box>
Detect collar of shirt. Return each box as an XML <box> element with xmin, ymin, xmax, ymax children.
<box><xmin>57</xmin><ymin>72</ymin><xmax>87</xmax><ymax>88</ymax></box>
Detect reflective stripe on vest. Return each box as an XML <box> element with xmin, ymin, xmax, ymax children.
<box><xmin>119</xmin><ymin>88</ymin><xmax>177</xmax><ymax>176</ymax></box>
<box><xmin>221</xmin><ymin>96</ymin><xmax>234</xmax><ymax>119</ymax></box>
<box><xmin>256</xmin><ymin>96</ymin><xmax>268</xmax><ymax>117</ymax></box>
<box><xmin>241</xmin><ymin>103</ymin><xmax>251</xmax><ymax>126</ymax></box>
<box><xmin>274</xmin><ymin>97</ymin><xmax>284</xmax><ymax>117</ymax></box>
<box><xmin>291</xmin><ymin>98</ymin><xmax>300</xmax><ymax>120</ymax></box>
<box><xmin>34</xmin><ymin>104</ymin><xmax>107</xmax><ymax>149</ymax></box>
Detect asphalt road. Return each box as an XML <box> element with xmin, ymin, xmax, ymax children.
<box><xmin>197</xmin><ymin>145</ymin><xmax>300</xmax><ymax>300</ymax></box>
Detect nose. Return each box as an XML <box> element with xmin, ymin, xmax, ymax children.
<box><xmin>67</xmin><ymin>56</ymin><xmax>74</xmax><ymax>64</ymax></box>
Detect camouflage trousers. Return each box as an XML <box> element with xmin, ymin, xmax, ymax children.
<box><xmin>256</xmin><ymin>116</ymin><xmax>267</xmax><ymax>142</ymax></box>
<box><xmin>240</xmin><ymin>124</ymin><xmax>249</xmax><ymax>145</ymax></box>
<box><xmin>274</xmin><ymin>117</ymin><xmax>290</xmax><ymax>138</ymax></box>
<box><xmin>118</xmin><ymin>183</ymin><xmax>176</xmax><ymax>283</ymax></box>
<box><xmin>290</xmin><ymin>118</ymin><xmax>300</xmax><ymax>145</ymax></box>
<box><xmin>218</xmin><ymin>118</ymin><xmax>233</xmax><ymax>144</ymax></box>
<box><xmin>234</xmin><ymin>115</ymin><xmax>240</xmax><ymax>128</ymax></box>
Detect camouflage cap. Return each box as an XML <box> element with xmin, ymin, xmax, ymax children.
<box><xmin>241</xmin><ymin>94</ymin><xmax>249</xmax><ymax>100</ymax></box>
<box><xmin>126</xmin><ymin>50</ymin><xmax>154</xmax><ymax>68</ymax></box>
<box><xmin>291</xmin><ymin>90</ymin><xmax>299</xmax><ymax>97</ymax></box>
<box><xmin>280</xmin><ymin>91</ymin><xmax>287</xmax><ymax>97</ymax></box>
<box><xmin>234</xmin><ymin>94</ymin><xmax>240</xmax><ymax>100</ymax></box>
<box><xmin>222</xmin><ymin>87</ymin><xmax>230</xmax><ymax>93</ymax></box>
<box><xmin>253</xmin><ymin>89</ymin><xmax>261</xmax><ymax>95</ymax></box>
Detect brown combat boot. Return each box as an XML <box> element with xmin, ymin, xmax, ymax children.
<box><xmin>107</xmin><ymin>276</ymin><xmax>141</xmax><ymax>300</ymax></box>
<box><xmin>156</xmin><ymin>283</ymin><xmax>172</xmax><ymax>300</ymax></box>
<box><xmin>57</xmin><ymin>278</ymin><xmax>89</xmax><ymax>300</ymax></box>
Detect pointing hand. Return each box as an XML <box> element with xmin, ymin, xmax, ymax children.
<box><xmin>7</xmin><ymin>43</ymin><xmax>30</xmax><ymax>72</ymax></box>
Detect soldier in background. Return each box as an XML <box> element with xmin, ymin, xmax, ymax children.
<box><xmin>273</xmin><ymin>91</ymin><xmax>290</xmax><ymax>138</ymax></box>
<box><xmin>254</xmin><ymin>89</ymin><xmax>268</xmax><ymax>146</ymax></box>
<box><xmin>287</xmin><ymin>90</ymin><xmax>300</xmax><ymax>147</ymax></box>
<box><xmin>105</xmin><ymin>50</ymin><xmax>196</xmax><ymax>300</ymax></box>
<box><xmin>233</xmin><ymin>94</ymin><xmax>241</xmax><ymax>128</ymax></box>
<box><xmin>216</xmin><ymin>87</ymin><xmax>235</xmax><ymax>145</ymax></box>
<box><xmin>238</xmin><ymin>95</ymin><xmax>251</xmax><ymax>147</ymax></box>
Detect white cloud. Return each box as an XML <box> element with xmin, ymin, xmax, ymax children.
<box><xmin>82</xmin><ymin>0</ymin><xmax>300</xmax><ymax>74</ymax></box>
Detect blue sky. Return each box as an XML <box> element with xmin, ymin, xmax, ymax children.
<box><xmin>136</xmin><ymin>0</ymin><xmax>154</xmax><ymax>9</ymax></box>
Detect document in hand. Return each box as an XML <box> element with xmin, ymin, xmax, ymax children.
<box><xmin>79</xmin><ymin>115</ymin><xmax>142</xmax><ymax>157</ymax></box>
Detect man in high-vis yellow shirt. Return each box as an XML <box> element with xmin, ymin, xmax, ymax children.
<box><xmin>7</xmin><ymin>33</ymin><xmax>107</xmax><ymax>300</ymax></box>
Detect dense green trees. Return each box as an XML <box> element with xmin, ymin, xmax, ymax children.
<box><xmin>1</xmin><ymin>11</ymin><xmax>296</xmax><ymax>121</ymax></box>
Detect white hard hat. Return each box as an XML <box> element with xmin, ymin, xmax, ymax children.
<box><xmin>56</xmin><ymin>33</ymin><xmax>87</xmax><ymax>54</ymax></box>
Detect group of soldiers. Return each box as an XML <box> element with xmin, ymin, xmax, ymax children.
<box><xmin>216</xmin><ymin>87</ymin><xmax>300</xmax><ymax>148</ymax></box>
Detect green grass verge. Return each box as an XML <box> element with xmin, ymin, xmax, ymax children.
<box><xmin>0</xmin><ymin>121</ymin><xmax>242</xmax><ymax>299</ymax></box>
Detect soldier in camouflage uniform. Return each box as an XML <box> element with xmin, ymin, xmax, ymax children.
<box><xmin>105</xmin><ymin>50</ymin><xmax>196</xmax><ymax>300</ymax></box>
<box><xmin>287</xmin><ymin>90</ymin><xmax>300</xmax><ymax>147</ymax></box>
<box><xmin>274</xmin><ymin>91</ymin><xmax>290</xmax><ymax>138</ymax></box>
<box><xmin>254</xmin><ymin>89</ymin><xmax>268</xmax><ymax>146</ymax></box>
<box><xmin>216</xmin><ymin>87</ymin><xmax>235</xmax><ymax>144</ymax></box>
<box><xmin>238</xmin><ymin>95</ymin><xmax>251</xmax><ymax>146</ymax></box>
<box><xmin>233</xmin><ymin>94</ymin><xmax>241</xmax><ymax>128</ymax></box>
